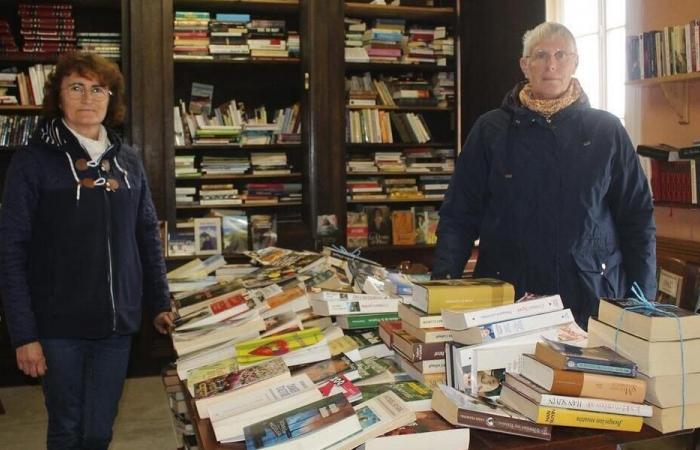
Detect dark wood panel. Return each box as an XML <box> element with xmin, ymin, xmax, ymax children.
<box><xmin>460</xmin><ymin>0</ymin><xmax>545</xmax><ymax>136</ymax></box>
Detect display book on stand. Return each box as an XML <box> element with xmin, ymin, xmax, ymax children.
<box><xmin>157</xmin><ymin>244</ymin><xmax>698</xmax><ymax>449</ymax></box>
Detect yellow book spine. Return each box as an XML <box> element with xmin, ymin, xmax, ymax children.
<box><xmin>427</xmin><ymin>294</ymin><xmax>513</xmax><ymax>315</ymax></box>
<box><xmin>536</xmin><ymin>407</ymin><xmax>643</xmax><ymax>431</ymax></box>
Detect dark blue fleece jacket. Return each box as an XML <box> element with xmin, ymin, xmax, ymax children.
<box><xmin>433</xmin><ymin>82</ymin><xmax>656</xmax><ymax>327</ymax></box>
<box><xmin>0</xmin><ymin>118</ymin><xmax>170</xmax><ymax>348</ymax></box>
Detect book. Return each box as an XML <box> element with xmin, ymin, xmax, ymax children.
<box><xmin>318</xmin><ymin>374</ymin><xmax>363</xmax><ymax>403</ymax></box>
<box><xmin>193</xmin><ymin>357</ymin><xmax>291</xmax><ymax>418</ymax></box>
<box><xmin>347</xmin><ymin>211</ymin><xmax>369</xmax><ymax>248</ymax></box>
<box><xmin>412</xmin><ymin>278</ymin><xmax>515</xmax><ymax>314</ymax></box>
<box><xmin>174</xmin><ymin>290</ymin><xmax>250</xmax><ymax>331</ymax></box>
<box><xmin>638</xmin><ymin>371</ymin><xmax>700</xmax><ymax>408</ymax></box>
<box><xmin>235</xmin><ymin>328</ymin><xmax>325</xmax><ymax>365</ymax></box>
<box><xmin>520</xmin><ymin>354</ymin><xmax>646</xmax><ymax>403</ymax></box>
<box><xmin>243</xmin><ymin>394</ymin><xmax>362</xmax><ymax>450</ymax></box>
<box><xmin>645</xmin><ymin>401</ymin><xmax>700</xmax><ymax>433</ymax></box>
<box><xmin>587</xmin><ymin>318</ymin><xmax>700</xmax><ymax>377</ymax></box>
<box><xmin>452</xmin><ymin>309</ymin><xmax>575</xmax><ymax>345</ymax></box>
<box><xmin>400</xmin><ymin>322</ymin><xmax>453</xmax><ymax>343</ymax></box>
<box><xmin>392</xmin><ymin>329</ymin><xmax>445</xmax><ymax>362</ymax></box>
<box><xmin>335</xmin><ymin>312</ymin><xmax>400</xmax><ymax>329</ymax></box>
<box><xmin>309</xmin><ymin>294</ymin><xmax>399</xmax><ymax>316</ymax></box>
<box><xmin>391</xmin><ymin>210</ymin><xmax>415</xmax><ymax>245</ymax></box>
<box><xmin>597</xmin><ymin>297</ymin><xmax>700</xmax><ymax>342</ymax></box>
<box><xmin>292</xmin><ymin>355</ymin><xmax>360</xmax><ymax>384</ymax></box>
<box><xmin>431</xmin><ymin>384</ymin><xmax>552</xmax><ymax>440</ymax></box>
<box><xmin>362</xmin><ymin>411</ymin><xmax>470</xmax><ymax>450</ymax></box>
<box><xmin>365</xmin><ymin>205</ymin><xmax>392</xmax><ymax>246</ymax></box>
<box><xmin>189</xmin><ymin>82</ymin><xmax>214</xmax><ymax>115</ymax></box>
<box><xmin>397</xmin><ymin>302</ymin><xmax>444</xmax><ymax>329</ymax></box>
<box><xmin>210</xmin><ymin>375</ymin><xmax>324</xmax><ymax>442</ymax></box>
<box><xmin>441</xmin><ymin>294</ymin><xmax>564</xmax><ymax>330</ymax></box>
<box><xmin>185</xmin><ymin>357</ymin><xmax>238</xmax><ymax>395</ymax></box>
<box><xmin>358</xmin><ymin>381</ymin><xmax>432</xmax><ymax>412</ymax></box>
<box><xmin>499</xmin><ymin>384</ymin><xmax>644</xmax><ymax>432</ymax></box>
<box><xmin>325</xmin><ymin>391</ymin><xmax>417</xmax><ymax>450</ymax></box>
<box><xmin>535</xmin><ymin>339</ymin><xmax>638</xmax><ymax>377</ymax></box>
<box><xmin>504</xmin><ymin>373</ymin><xmax>653</xmax><ymax>417</ymax></box>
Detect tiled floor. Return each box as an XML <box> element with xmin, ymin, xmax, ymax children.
<box><xmin>0</xmin><ymin>376</ymin><xmax>178</xmax><ymax>450</ymax></box>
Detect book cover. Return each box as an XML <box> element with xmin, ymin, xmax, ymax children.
<box><xmin>431</xmin><ymin>384</ymin><xmax>552</xmax><ymax>440</ymax></box>
<box><xmin>391</xmin><ymin>210</ymin><xmax>416</xmax><ymax>245</ymax></box>
<box><xmin>318</xmin><ymin>374</ymin><xmax>363</xmax><ymax>402</ymax></box>
<box><xmin>413</xmin><ymin>278</ymin><xmax>515</xmax><ymax>314</ymax></box>
<box><xmin>359</xmin><ymin>381</ymin><xmax>432</xmax><ymax>411</ymax></box>
<box><xmin>365</xmin><ymin>205</ymin><xmax>392</xmax><ymax>246</ymax></box>
<box><xmin>235</xmin><ymin>328</ymin><xmax>325</xmax><ymax>365</ymax></box>
<box><xmin>535</xmin><ymin>339</ymin><xmax>638</xmax><ymax>377</ymax></box>
<box><xmin>243</xmin><ymin>394</ymin><xmax>360</xmax><ymax>449</ymax></box>
<box><xmin>346</xmin><ymin>211</ymin><xmax>369</xmax><ymax>248</ymax></box>
<box><xmin>364</xmin><ymin>411</ymin><xmax>470</xmax><ymax>450</ymax></box>
<box><xmin>293</xmin><ymin>355</ymin><xmax>359</xmax><ymax>384</ymax></box>
<box><xmin>193</xmin><ymin>357</ymin><xmax>288</xmax><ymax>400</ymax></box>
<box><xmin>189</xmin><ymin>81</ymin><xmax>214</xmax><ymax>115</ymax></box>
<box><xmin>220</xmin><ymin>212</ymin><xmax>249</xmax><ymax>254</ymax></box>
<box><xmin>250</xmin><ymin>214</ymin><xmax>278</xmax><ymax>250</ymax></box>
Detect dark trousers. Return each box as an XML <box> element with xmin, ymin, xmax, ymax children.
<box><xmin>40</xmin><ymin>335</ymin><xmax>132</xmax><ymax>450</ymax></box>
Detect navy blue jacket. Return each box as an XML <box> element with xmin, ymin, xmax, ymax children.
<box><xmin>0</xmin><ymin>119</ymin><xmax>170</xmax><ymax>348</ymax></box>
<box><xmin>433</xmin><ymin>82</ymin><xmax>656</xmax><ymax>326</ymax></box>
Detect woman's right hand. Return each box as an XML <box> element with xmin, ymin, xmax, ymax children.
<box><xmin>16</xmin><ymin>341</ymin><xmax>47</xmax><ymax>378</ymax></box>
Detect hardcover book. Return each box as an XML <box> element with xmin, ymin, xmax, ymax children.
<box><xmin>535</xmin><ymin>339</ymin><xmax>638</xmax><ymax>377</ymax></box>
<box><xmin>412</xmin><ymin>278</ymin><xmax>515</xmax><ymax>314</ymax></box>
<box><xmin>431</xmin><ymin>384</ymin><xmax>552</xmax><ymax>440</ymax></box>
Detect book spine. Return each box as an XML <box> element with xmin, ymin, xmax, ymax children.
<box><xmin>456</xmin><ymin>409</ymin><xmax>552</xmax><ymax>440</ymax></box>
<box><xmin>313</xmin><ymin>299</ymin><xmax>399</xmax><ymax>315</ymax></box>
<box><xmin>535</xmin><ymin>407</ymin><xmax>644</xmax><ymax>431</ymax></box>
<box><xmin>565</xmin><ymin>355</ymin><xmax>637</xmax><ymax>377</ymax></box>
<box><xmin>339</xmin><ymin>312</ymin><xmax>399</xmax><ymax>329</ymax></box>
<box><xmin>479</xmin><ymin>309</ymin><xmax>574</xmax><ymax>341</ymax></box>
<box><xmin>539</xmin><ymin>394</ymin><xmax>653</xmax><ymax>417</ymax></box>
<box><xmin>462</xmin><ymin>295</ymin><xmax>564</xmax><ymax>328</ymax></box>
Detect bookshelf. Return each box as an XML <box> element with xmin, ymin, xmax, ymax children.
<box><xmin>341</xmin><ymin>0</ymin><xmax>459</xmax><ymax>252</ymax></box>
<box><xmin>162</xmin><ymin>0</ymin><xmax>311</xmax><ymax>254</ymax></box>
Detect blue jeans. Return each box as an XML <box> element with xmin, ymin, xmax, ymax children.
<box><xmin>40</xmin><ymin>335</ymin><xmax>132</xmax><ymax>450</ymax></box>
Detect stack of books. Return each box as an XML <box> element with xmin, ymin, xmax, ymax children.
<box><xmin>248</xmin><ymin>19</ymin><xmax>289</xmax><ymax>59</ymax></box>
<box><xmin>363</xmin><ymin>18</ymin><xmax>405</xmax><ymax>63</ymax></box>
<box><xmin>18</xmin><ymin>2</ymin><xmax>76</xmax><ymax>55</ymax></box>
<box><xmin>198</xmin><ymin>183</ymin><xmax>241</xmax><ymax>206</ymax></box>
<box><xmin>76</xmin><ymin>32</ymin><xmax>121</xmax><ymax>59</ymax></box>
<box><xmin>441</xmin><ymin>293</ymin><xmax>588</xmax><ymax>395</ymax></box>
<box><xmin>173</xmin><ymin>11</ymin><xmax>211</xmax><ymax>59</ymax></box>
<box><xmin>588</xmin><ymin>297</ymin><xmax>700</xmax><ymax>432</ymax></box>
<box><xmin>250</xmin><ymin>152</ymin><xmax>291</xmax><ymax>175</ymax></box>
<box><xmin>242</xmin><ymin>182</ymin><xmax>302</xmax><ymax>205</ymax></box>
<box><xmin>208</xmin><ymin>13</ymin><xmax>250</xmax><ymax>57</ymax></box>
<box><xmin>432</xmin><ymin>72</ymin><xmax>455</xmax><ymax>107</ymax></box>
<box><xmin>499</xmin><ymin>339</ymin><xmax>649</xmax><ymax>432</ymax></box>
<box><xmin>200</xmin><ymin>155</ymin><xmax>250</xmax><ymax>176</ymax></box>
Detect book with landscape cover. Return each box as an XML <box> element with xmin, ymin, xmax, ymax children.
<box><xmin>412</xmin><ymin>278</ymin><xmax>515</xmax><ymax>314</ymax></box>
<box><xmin>535</xmin><ymin>339</ymin><xmax>638</xmax><ymax>377</ymax></box>
<box><xmin>243</xmin><ymin>394</ymin><xmax>362</xmax><ymax>450</ymax></box>
<box><xmin>431</xmin><ymin>384</ymin><xmax>552</xmax><ymax>440</ymax></box>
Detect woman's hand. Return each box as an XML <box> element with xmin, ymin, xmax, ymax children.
<box><xmin>153</xmin><ymin>311</ymin><xmax>175</xmax><ymax>334</ymax></box>
<box><xmin>16</xmin><ymin>341</ymin><xmax>47</xmax><ymax>378</ymax></box>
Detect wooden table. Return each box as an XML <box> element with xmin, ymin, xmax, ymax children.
<box><xmin>185</xmin><ymin>390</ymin><xmax>696</xmax><ymax>450</ymax></box>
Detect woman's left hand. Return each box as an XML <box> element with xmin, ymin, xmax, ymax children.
<box><xmin>153</xmin><ymin>311</ymin><xmax>175</xmax><ymax>334</ymax></box>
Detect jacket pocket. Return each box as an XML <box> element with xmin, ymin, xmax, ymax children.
<box><xmin>572</xmin><ymin>249</ymin><xmax>624</xmax><ymax>299</ymax></box>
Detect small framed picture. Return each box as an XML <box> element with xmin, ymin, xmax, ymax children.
<box><xmin>194</xmin><ymin>217</ymin><xmax>222</xmax><ymax>255</ymax></box>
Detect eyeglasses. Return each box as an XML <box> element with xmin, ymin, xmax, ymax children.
<box><xmin>527</xmin><ymin>50</ymin><xmax>577</xmax><ymax>65</ymax></box>
<box><xmin>63</xmin><ymin>83</ymin><xmax>112</xmax><ymax>101</ymax></box>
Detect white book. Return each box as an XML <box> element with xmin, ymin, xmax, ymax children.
<box><xmin>326</xmin><ymin>391</ymin><xmax>417</xmax><ymax>450</ymax></box>
<box><xmin>211</xmin><ymin>374</ymin><xmax>322</xmax><ymax>442</ymax></box>
<box><xmin>174</xmin><ymin>291</ymin><xmax>250</xmax><ymax>331</ymax></box>
<box><xmin>452</xmin><ymin>308</ymin><xmax>575</xmax><ymax>345</ymax></box>
<box><xmin>310</xmin><ymin>297</ymin><xmax>399</xmax><ymax>316</ymax></box>
<box><xmin>441</xmin><ymin>294</ymin><xmax>563</xmax><ymax>330</ymax></box>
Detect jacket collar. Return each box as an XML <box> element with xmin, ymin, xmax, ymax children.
<box><xmin>33</xmin><ymin>117</ymin><xmax>122</xmax><ymax>160</ymax></box>
<box><xmin>501</xmin><ymin>80</ymin><xmax>590</xmax><ymax>122</ymax></box>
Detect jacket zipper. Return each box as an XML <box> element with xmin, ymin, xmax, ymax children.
<box><xmin>107</xmin><ymin>233</ymin><xmax>117</xmax><ymax>331</ymax></box>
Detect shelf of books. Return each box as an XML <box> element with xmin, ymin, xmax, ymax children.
<box><xmin>0</xmin><ymin>1</ymin><xmax>124</xmax><ymax>197</ymax></box>
<box><xmin>342</xmin><ymin>0</ymin><xmax>457</xmax><ymax>250</ymax></box>
<box><xmin>168</xmin><ymin>2</ymin><xmax>306</xmax><ymax>259</ymax></box>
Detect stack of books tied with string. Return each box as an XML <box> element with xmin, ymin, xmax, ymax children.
<box><xmin>499</xmin><ymin>339</ymin><xmax>649</xmax><ymax>432</ymax></box>
<box><xmin>440</xmin><ymin>293</ymin><xmax>588</xmax><ymax>397</ymax></box>
<box><xmin>588</xmin><ymin>295</ymin><xmax>700</xmax><ymax>433</ymax></box>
